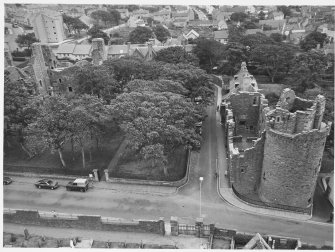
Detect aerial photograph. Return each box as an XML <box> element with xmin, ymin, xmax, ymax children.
<box><xmin>2</xmin><ymin>0</ymin><xmax>334</xmax><ymax>249</ymax></box>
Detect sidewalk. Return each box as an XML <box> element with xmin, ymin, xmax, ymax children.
<box><xmin>215</xmin><ymin>86</ymin><xmax>312</xmax><ymax>222</ymax></box>
<box><xmin>3</xmin><ymin>223</ymin><xmax>208</xmax><ymax>249</ymax></box>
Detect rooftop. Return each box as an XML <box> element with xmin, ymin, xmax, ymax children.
<box><xmin>214</xmin><ymin>30</ymin><xmax>229</xmax><ymax>39</ymax></box>
<box><xmin>72</xmin><ymin>44</ymin><xmax>92</xmax><ymax>55</ymax></box>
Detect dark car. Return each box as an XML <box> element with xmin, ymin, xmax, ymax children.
<box><xmin>3</xmin><ymin>177</ymin><xmax>13</xmax><ymax>185</ymax></box>
<box><xmin>35</xmin><ymin>179</ymin><xmax>59</xmax><ymax>190</ymax></box>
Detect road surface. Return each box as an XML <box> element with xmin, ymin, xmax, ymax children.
<box><xmin>5</xmin><ymin>23</ymin><xmax>25</xmax><ymax>52</ymax></box>
<box><xmin>3</xmin><ymin>87</ymin><xmax>333</xmax><ymax>246</ymax></box>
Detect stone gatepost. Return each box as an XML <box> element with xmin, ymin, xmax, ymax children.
<box><xmin>195</xmin><ymin>217</ymin><xmax>204</xmax><ymax>238</ymax></box>
<box><xmin>209</xmin><ymin>224</ymin><xmax>215</xmax><ymax>235</ymax></box>
<box><xmin>92</xmin><ymin>169</ymin><xmax>99</xmax><ymax>182</ymax></box>
<box><xmin>170</xmin><ymin>216</ymin><xmax>179</xmax><ymax>236</ymax></box>
<box><xmin>104</xmin><ymin>169</ymin><xmax>109</xmax><ymax>182</ymax></box>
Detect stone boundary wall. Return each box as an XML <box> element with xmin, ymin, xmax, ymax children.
<box><xmin>107</xmin><ymin>149</ymin><xmax>191</xmax><ymax>187</ymax></box>
<box><xmin>3</xmin><ymin>209</ymin><xmax>165</xmax><ymax>235</ymax></box>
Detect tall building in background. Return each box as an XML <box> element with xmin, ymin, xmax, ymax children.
<box><xmin>31</xmin><ymin>10</ymin><xmax>66</xmax><ymax>44</ymax></box>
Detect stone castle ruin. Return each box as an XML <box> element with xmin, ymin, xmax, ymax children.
<box><xmin>221</xmin><ymin>62</ymin><xmax>331</xmax><ymax>213</ymax></box>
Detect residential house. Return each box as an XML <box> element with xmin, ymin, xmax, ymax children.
<box><xmin>246</xmin><ymin>6</ymin><xmax>256</xmax><ymax>14</ymax></box>
<box><xmin>318</xmin><ymin>24</ymin><xmax>335</xmax><ymax>43</ymax></box>
<box><xmin>130</xmin><ymin>9</ymin><xmax>150</xmax><ymax>17</ymax></box>
<box><xmin>220</xmin><ymin>6</ymin><xmax>248</xmax><ymax>13</ymax></box>
<box><xmin>216</xmin><ymin>19</ymin><xmax>228</xmax><ymax>30</ymax></box>
<box><xmin>188</xmin><ymin>20</ymin><xmax>213</xmax><ymax>28</ymax></box>
<box><xmin>31</xmin><ymin>9</ymin><xmax>66</xmax><ymax>43</ymax></box>
<box><xmin>213</xmin><ymin>11</ymin><xmax>233</xmax><ymax>21</ymax></box>
<box><xmin>269</xmin><ymin>11</ymin><xmax>284</xmax><ymax>20</ymax></box>
<box><xmin>116</xmin><ymin>9</ymin><xmax>129</xmax><ymax>19</ymax></box>
<box><xmin>214</xmin><ymin>30</ymin><xmax>229</xmax><ymax>44</ymax></box>
<box><xmin>152</xmin><ymin>10</ymin><xmax>171</xmax><ymax>23</ymax></box>
<box><xmin>132</xmin><ymin>43</ymin><xmax>166</xmax><ymax>61</ymax></box>
<box><xmin>107</xmin><ymin>44</ymin><xmax>131</xmax><ymax>59</ymax></box>
<box><xmin>175</xmin><ymin>6</ymin><xmax>188</xmax><ymax>12</ymax></box>
<box><xmin>128</xmin><ymin>16</ymin><xmax>147</xmax><ymax>28</ymax></box>
<box><xmin>243</xmin><ymin>233</ymin><xmax>271</xmax><ymax>250</ymax></box>
<box><xmin>56</xmin><ymin>43</ymin><xmax>92</xmax><ymax>60</ymax></box>
<box><xmin>259</xmin><ymin>19</ymin><xmax>286</xmax><ymax>31</ymax></box>
<box><xmin>184</xmin><ymin>29</ymin><xmax>199</xmax><ymax>40</ymax></box>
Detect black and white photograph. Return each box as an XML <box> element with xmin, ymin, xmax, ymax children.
<box><xmin>2</xmin><ymin>0</ymin><xmax>334</xmax><ymax>249</ymax></box>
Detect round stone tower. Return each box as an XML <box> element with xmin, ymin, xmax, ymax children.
<box><xmin>258</xmin><ymin>89</ymin><xmax>330</xmax><ymax>209</ymax></box>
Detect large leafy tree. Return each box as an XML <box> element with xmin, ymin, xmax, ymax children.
<box><xmin>125</xmin><ymin>79</ymin><xmax>188</xmax><ymax>95</ymax></box>
<box><xmin>240</xmin><ymin>33</ymin><xmax>274</xmax><ymax>52</ymax></box>
<box><xmin>73</xmin><ymin>64</ymin><xmax>121</xmax><ymax>103</ymax></box>
<box><xmin>25</xmin><ymin>96</ymin><xmax>72</xmax><ymax>168</ymax></box>
<box><xmin>221</xmin><ymin>43</ymin><xmax>248</xmax><ymax>76</ymax></box>
<box><xmin>230</xmin><ymin>12</ymin><xmax>248</xmax><ymax>22</ymax></box>
<box><xmin>228</xmin><ymin>24</ymin><xmax>245</xmax><ymax>43</ymax></box>
<box><xmin>155</xmin><ymin>46</ymin><xmax>199</xmax><ymax>66</ymax></box>
<box><xmin>88</xmin><ymin>25</ymin><xmax>110</xmax><ymax>45</ymax></box>
<box><xmin>287</xmin><ymin>50</ymin><xmax>329</xmax><ymax>93</ymax></box>
<box><xmin>250</xmin><ymin>43</ymin><xmax>295</xmax><ymax>83</ymax></box>
<box><xmin>91</xmin><ymin>10</ymin><xmax>120</xmax><ymax>26</ymax></box>
<box><xmin>128</xmin><ymin>26</ymin><xmax>153</xmax><ymax>43</ymax></box>
<box><xmin>277</xmin><ymin>6</ymin><xmax>291</xmax><ymax>18</ymax></box>
<box><xmin>4</xmin><ymin>72</ymin><xmax>35</xmax><ymax>157</ymax></box>
<box><xmin>192</xmin><ymin>38</ymin><xmax>225</xmax><ymax>72</ymax></box>
<box><xmin>63</xmin><ymin>14</ymin><xmax>88</xmax><ymax>34</ymax></box>
<box><xmin>15</xmin><ymin>33</ymin><xmax>39</xmax><ymax>49</ymax></box>
<box><xmin>300</xmin><ymin>31</ymin><xmax>328</xmax><ymax>52</ymax></box>
<box><xmin>109</xmin><ymin>91</ymin><xmax>202</xmax><ymax>175</ymax></box>
<box><xmin>153</xmin><ymin>25</ymin><xmax>170</xmax><ymax>44</ymax></box>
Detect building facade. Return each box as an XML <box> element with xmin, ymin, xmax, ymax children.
<box><xmin>32</xmin><ymin>10</ymin><xmax>66</xmax><ymax>43</ymax></box>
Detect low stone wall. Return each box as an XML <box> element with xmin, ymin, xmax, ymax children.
<box><xmin>107</xmin><ymin>150</ymin><xmax>191</xmax><ymax>187</ymax></box>
<box><xmin>3</xmin><ymin>209</ymin><xmax>165</xmax><ymax>235</ymax></box>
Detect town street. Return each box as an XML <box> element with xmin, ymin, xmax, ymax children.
<box><xmin>5</xmin><ymin>22</ymin><xmax>25</xmax><ymax>52</ymax></box>
<box><xmin>3</xmin><ymin>88</ymin><xmax>333</xmax><ymax>246</ymax></box>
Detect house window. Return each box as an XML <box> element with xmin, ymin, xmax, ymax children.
<box><xmin>239</xmin><ymin>120</ymin><xmax>246</xmax><ymax>126</ymax></box>
<box><xmin>253</xmin><ymin>97</ymin><xmax>257</xmax><ymax>105</ymax></box>
<box><xmin>68</xmin><ymin>86</ymin><xmax>73</xmax><ymax>92</ymax></box>
<box><xmin>39</xmin><ymin>80</ymin><xmax>42</xmax><ymax>87</ymax></box>
<box><xmin>251</xmin><ymin>83</ymin><xmax>255</xmax><ymax>87</ymax></box>
<box><xmin>276</xmin><ymin>116</ymin><xmax>280</xmax><ymax>122</ymax></box>
<box><xmin>308</xmin><ymin>198</ymin><xmax>311</xmax><ymax>204</ymax></box>
<box><xmin>250</xmin><ymin>125</ymin><xmax>254</xmax><ymax>130</ymax></box>
<box><xmin>59</xmin><ymin>78</ymin><xmax>62</xmax><ymax>83</ymax></box>
<box><xmin>235</xmin><ymin>83</ymin><xmax>239</xmax><ymax>88</ymax></box>
<box><xmin>54</xmin><ymin>32</ymin><xmax>56</xmax><ymax>34</ymax></box>
<box><xmin>263</xmin><ymin>172</ymin><xmax>266</xmax><ymax>180</ymax></box>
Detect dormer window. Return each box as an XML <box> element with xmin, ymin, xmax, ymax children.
<box><xmin>235</xmin><ymin>83</ymin><xmax>239</xmax><ymax>88</ymax></box>
<box><xmin>251</xmin><ymin>83</ymin><xmax>255</xmax><ymax>87</ymax></box>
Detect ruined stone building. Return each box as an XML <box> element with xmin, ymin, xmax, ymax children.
<box><xmin>221</xmin><ymin>62</ymin><xmax>331</xmax><ymax>213</ymax></box>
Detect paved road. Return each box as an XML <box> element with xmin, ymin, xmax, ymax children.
<box><xmin>3</xmin><ymin>88</ymin><xmax>333</xmax><ymax>246</ymax></box>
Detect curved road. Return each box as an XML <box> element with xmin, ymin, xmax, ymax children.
<box><xmin>3</xmin><ymin>88</ymin><xmax>333</xmax><ymax>246</ymax></box>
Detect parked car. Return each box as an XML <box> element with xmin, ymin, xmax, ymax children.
<box><xmin>35</xmin><ymin>179</ymin><xmax>59</xmax><ymax>190</ymax></box>
<box><xmin>3</xmin><ymin>177</ymin><xmax>13</xmax><ymax>185</ymax></box>
<box><xmin>66</xmin><ymin>178</ymin><xmax>89</xmax><ymax>192</ymax></box>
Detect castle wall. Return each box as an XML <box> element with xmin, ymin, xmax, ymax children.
<box><xmin>259</xmin><ymin>125</ymin><xmax>330</xmax><ymax>208</ymax></box>
<box><xmin>231</xmin><ymin>132</ymin><xmax>266</xmax><ymax>196</ymax></box>
<box><xmin>230</xmin><ymin>92</ymin><xmax>262</xmax><ymax>135</ymax></box>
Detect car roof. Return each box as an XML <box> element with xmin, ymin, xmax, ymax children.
<box><xmin>74</xmin><ymin>178</ymin><xmax>87</xmax><ymax>183</ymax></box>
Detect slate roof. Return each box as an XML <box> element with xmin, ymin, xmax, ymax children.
<box><xmin>259</xmin><ymin>19</ymin><xmax>286</xmax><ymax>28</ymax></box>
<box><xmin>56</xmin><ymin>43</ymin><xmax>76</xmax><ymax>54</ymax></box>
<box><xmin>73</xmin><ymin>44</ymin><xmax>92</xmax><ymax>55</ymax></box>
<box><xmin>243</xmin><ymin>233</ymin><xmax>271</xmax><ymax>249</ymax></box>
<box><xmin>108</xmin><ymin>45</ymin><xmax>129</xmax><ymax>55</ymax></box>
<box><xmin>214</xmin><ymin>30</ymin><xmax>229</xmax><ymax>39</ymax></box>
<box><xmin>172</xmin><ymin>12</ymin><xmax>188</xmax><ymax>18</ymax></box>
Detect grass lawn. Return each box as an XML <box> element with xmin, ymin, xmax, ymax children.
<box><xmin>111</xmin><ymin>146</ymin><xmax>188</xmax><ymax>181</ymax></box>
<box><xmin>4</xmin><ymin>128</ymin><xmax>124</xmax><ymax>176</ymax></box>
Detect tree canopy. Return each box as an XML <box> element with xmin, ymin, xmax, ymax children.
<box><xmin>300</xmin><ymin>31</ymin><xmax>328</xmax><ymax>51</ymax></box>
<box><xmin>88</xmin><ymin>25</ymin><xmax>110</xmax><ymax>45</ymax></box>
<box><xmin>153</xmin><ymin>25</ymin><xmax>171</xmax><ymax>43</ymax></box>
<box><xmin>63</xmin><ymin>14</ymin><xmax>88</xmax><ymax>34</ymax></box>
<box><xmin>250</xmin><ymin>43</ymin><xmax>295</xmax><ymax>83</ymax></box>
<box><xmin>230</xmin><ymin>12</ymin><xmax>248</xmax><ymax>22</ymax></box>
<box><xmin>155</xmin><ymin>46</ymin><xmax>199</xmax><ymax>66</ymax></box>
<box><xmin>15</xmin><ymin>33</ymin><xmax>39</xmax><ymax>49</ymax></box>
<box><xmin>128</xmin><ymin>26</ymin><xmax>153</xmax><ymax>43</ymax></box>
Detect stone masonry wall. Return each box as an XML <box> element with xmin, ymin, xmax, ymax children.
<box><xmin>232</xmin><ymin>132</ymin><xmax>266</xmax><ymax>196</ymax></box>
<box><xmin>230</xmin><ymin>92</ymin><xmax>262</xmax><ymax>134</ymax></box>
<box><xmin>259</xmin><ymin>126</ymin><xmax>330</xmax><ymax>208</ymax></box>
<box><xmin>4</xmin><ymin>209</ymin><xmax>165</xmax><ymax>235</ymax></box>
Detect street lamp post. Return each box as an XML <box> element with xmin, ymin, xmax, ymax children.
<box><xmin>199</xmin><ymin>177</ymin><xmax>203</xmax><ymax>218</ymax></box>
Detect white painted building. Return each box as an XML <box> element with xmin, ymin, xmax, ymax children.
<box><xmin>31</xmin><ymin>10</ymin><xmax>66</xmax><ymax>43</ymax></box>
